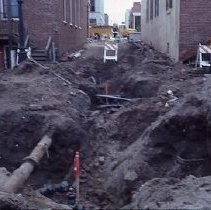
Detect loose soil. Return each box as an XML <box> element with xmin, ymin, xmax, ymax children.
<box><xmin>0</xmin><ymin>40</ymin><xmax>211</xmax><ymax>209</ymax></box>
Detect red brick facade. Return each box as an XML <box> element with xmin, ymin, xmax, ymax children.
<box><xmin>0</xmin><ymin>0</ymin><xmax>89</xmax><ymax>68</ymax></box>
<box><xmin>23</xmin><ymin>0</ymin><xmax>89</xmax><ymax>56</ymax></box>
<box><xmin>179</xmin><ymin>0</ymin><xmax>211</xmax><ymax>60</ymax></box>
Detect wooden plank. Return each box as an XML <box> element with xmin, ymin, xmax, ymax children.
<box><xmin>96</xmin><ymin>94</ymin><xmax>131</xmax><ymax>102</ymax></box>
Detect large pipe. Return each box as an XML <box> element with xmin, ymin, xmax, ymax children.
<box><xmin>2</xmin><ymin>135</ymin><xmax>52</xmax><ymax>193</ymax></box>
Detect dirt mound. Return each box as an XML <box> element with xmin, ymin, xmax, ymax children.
<box><xmin>13</xmin><ymin>61</ymin><xmax>40</xmax><ymax>75</ymax></box>
<box><xmin>0</xmin><ymin>110</ymin><xmax>46</xmax><ymax>171</ymax></box>
<box><xmin>104</xmin><ymin>100</ymin><xmax>164</xmax><ymax>150</ymax></box>
<box><xmin>0</xmin><ymin>60</ymin><xmax>92</xmax><ymax>191</ymax></box>
<box><xmin>127</xmin><ymin>176</ymin><xmax>211</xmax><ymax>209</ymax></box>
<box><xmin>119</xmin><ymin>77</ymin><xmax>160</xmax><ymax>98</ymax></box>
<box><xmin>0</xmin><ymin>41</ymin><xmax>208</xmax><ymax>209</ymax></box>
<box><xmin>102</xmin><ymin>94</ymin><xmax>211</xmax><ymax>207</ymax></box>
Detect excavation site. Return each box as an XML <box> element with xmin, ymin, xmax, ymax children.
<box><xmin>1</xmin><ymin>41</ymin><xmax>211</xmax><ymax>209</ymax></box>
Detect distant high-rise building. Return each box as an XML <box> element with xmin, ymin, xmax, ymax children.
<box><xmin>129</xmin><ymin>2</ymin><xmax>141</xmax><ymax>31</ymax></box>
<box><xmin>125</xmin><ymin>9</ymin><xmax>131</xmax><ymax>29</ymax></box>
<box><xmin>89</xmin><ymin>0</ymin><xmax>105</xmax><ymax>26</ymax></box>
<box><xmin>104</xmin><ymin>13</ymin><xmax>109</xmax><ymax>26</ymax></box>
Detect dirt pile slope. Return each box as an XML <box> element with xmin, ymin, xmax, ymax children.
<box><xmin>0</xmin><ymin>60</ymin><xmax>93</xmax><ymax>208</ymax></box>
<box><xmin>102</xmin><ymin>93</ymin><xmax>211</xmax><ymax>208</ymax></box>
<box><xmin>66</xmin><ymin>42</ymin><xmax>210</xmax><ymax>209</ymax></box>
<box><xmin>0</xmin><ymin>41</ymin><xmax>210</xmax><ymax>209</ymax></box>
<box><xmin>127</xmin><ymin>175</ymin><xmax>211</xmax><ymax>209</ymax></box>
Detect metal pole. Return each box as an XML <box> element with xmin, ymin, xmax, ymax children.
<box><xmin>74</xmin><ymin>152</ymin><xmax>80</xmax><ymax>206</ymax></box>
<box><xmin>17</xmin><ymin>0</ymin><xmax>27</xmax><ymax>63</ymax></box>
<box><xmin>7</xmin><ymin>0</ymin><xmax>13</xmax><ymax>68</ymax></box>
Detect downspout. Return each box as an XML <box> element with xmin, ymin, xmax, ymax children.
<box><xmin>17</xmin><ymin>0</ymin><xmax>27</xmax><ymax>63</ymax></box>
<box><xmin>87</xmin><ymin>1</ymin><xmax>90</xmax><ymax>38</ymax></box>
<box><xmin>7</xmin><ymin>0</ymin><xmax>13</xmax><ymax>68</ymax></box>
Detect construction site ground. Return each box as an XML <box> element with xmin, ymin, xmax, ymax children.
<box><xmin>1</xmin><ymin>40</ymin><xmax>211</xmax><ymax>209</ymax></box>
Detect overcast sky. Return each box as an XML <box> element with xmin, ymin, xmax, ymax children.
<box><xmin>104</xmin><ymin>0</ymin><xmax>140</xmax><ymax>25</ymax></box>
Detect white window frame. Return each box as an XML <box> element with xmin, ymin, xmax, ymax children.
<box><xmin>78</xmin><ymin>0</ymin><xmax>81</xmax><ymax>29</ymax></box>
<box><xmin>69</xmin><ymin>0</ymin><xmax>73</xmax><ymax>26</ymax></box>
<box><xmin>0</xmin><ymin>0</ymin><xmax>19</xmax><ymax>20</ymax></box>
<box><xmin>74</xmin><ymin>0</ymin><xmax>78</xmax><ymax>28</ymax></box>
<box><xmin>0</xmin><ymin>0</ymin><xmax>4</xmax><ymax>19</ymax></box>
<box><xmin>63</xmin><ymin>0</ymin><xmax>67</xmax><ymax>23</ymax></box>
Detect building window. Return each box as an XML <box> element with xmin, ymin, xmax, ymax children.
<box><xmin>74</xmin><ymin>0</ymin><xmax>78</xmax><ymax>28</ymax></box>
<box><xmin>146</xmin><ymin>0</ymin><xmax>149</xmax><ymax>23</ymax></box>
<box><xmin>90</xmin><ymin>18</ymin><xmax>96</xmax><ymax>24</ymax></box>
<box><xmin>1</xmin><ymin>0</ymin><xmax>19</xmax><ymax>19</ymax></box>
<box><xmin>71</xmin><ymin>0</ymin><xmax>81</xmax><ymax>29</ymax></box>
<box><xmin>63</xmin><ymin>0</ymin><xmax>67</xmax><ymax>23</ymax></box>
<box><xmin>69</xmin><ymin>0</ymin><xmax>73</xmax><ymax>25</ymax></box>
<box><xmin>90</xmin><ymin>0</ymin><xmax>95</xmax><ymax>12</ymax></box>
<box><xmin>155</xmin><ymin>0</ymin><xmax>159</xmax><ymax>17</ymax></box>
<box><xmin>150</xmin><ymin>0</ymin><xmax>153</xmax><ymax>20</ymax></box>
<box><xmin>166</xmin><ymin>0</ymin><xmax>173</xmax><ymax>11</ymax></box>
<box><xmin>78</xmin><ymin>0</ymin><xmax>81</xmax><ymax>29</ymax></box>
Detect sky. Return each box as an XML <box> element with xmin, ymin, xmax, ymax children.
<box><xmin>104</xmin><ymin>0</ymin><xmax>140</xmax><ymax>25</ymax></box>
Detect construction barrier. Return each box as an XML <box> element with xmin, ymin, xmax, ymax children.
<box><xmin>104</xmin><ymin>42</ymin><xmax>118</xmax><ymax>63</ymax></box>
<box><xmin>195</xmin><ymin>43</ymin><xmax>211</xmax><ymax>68</ymax></box>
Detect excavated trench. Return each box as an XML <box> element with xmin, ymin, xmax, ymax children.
<box><xmin>97</xmin><ymin>103</ymin><xmax>211</xmax><ymax>208</ymax></box>
<box><xmin>0</xmin><ymin>43</ymin><xmax>210</xmax><ymax>208</ymax></box>
<box><xmin>147</xmin><ymin>114</ymin><xmax>211</xmax><ymax>178</ymax></box>
<box><xmin>0</xmin><ymin>110</ymin><xmax>88</xmax><ymax>184</ymax></box>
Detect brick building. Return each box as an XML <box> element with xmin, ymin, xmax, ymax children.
<box><xmin>0</xmin><ymin>0</ymin><xmax>89</xmax><ymax>69</ymax></box>
<box><xmin>142</xmin><ymin>0</ymin><xmax>211</xmax><ymax>62</ymax></box>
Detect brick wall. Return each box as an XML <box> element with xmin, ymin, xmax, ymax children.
<box><xmin>0</xmin><ymin>20</ymin><xmax>18</xmax><ymax>38</ymax></box>
<box><xmin>23</xmin><ymin>0</ymin><xmax>88</xmax><ymax>56</ymax></box>
<box><xmin>180</xmin><ymin>0</ymin><xmax>211</xmax><ymax>60</ymax></box>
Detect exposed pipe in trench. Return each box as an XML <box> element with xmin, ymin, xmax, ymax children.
<box><xmin>1</xmin><ymin>135</ymin><xmax>52</xmax><ymax>193</ymax></box>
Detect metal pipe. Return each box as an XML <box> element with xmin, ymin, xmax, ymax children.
<box><xmin>2</xmin><ymin>135</ymin><xmax>52</xmax><ymax>193</ymax></box>
<box><xmin>17</xmin><ymin>0</ymin><xmax>27</xmax><ymax>63</ymax></box>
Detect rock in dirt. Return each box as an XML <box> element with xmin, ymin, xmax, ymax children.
<box><xmin>0</xmin><ymin>189</ymin><xmax>71</xmax><ymax>209</ymax></box>
<box><xmin>99</xmin><ymin>156</ymin><xmax>105</xmax><ymax>165</ymax></box>
<box><xmin>123</xmin><ymin>171</ymin><xmax>138</xmax><ymax>181</ymax></box>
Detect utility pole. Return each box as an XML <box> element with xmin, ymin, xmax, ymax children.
<box><xmin>17</xmin><ymin>0</ymin><xmax>27</xmax><ymax>63</ymax></box>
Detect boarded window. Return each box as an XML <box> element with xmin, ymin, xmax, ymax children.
<box><xmin>155</xmin><ymin>0</ymin><xmax>159</xmax><ymax>17</ymax></box>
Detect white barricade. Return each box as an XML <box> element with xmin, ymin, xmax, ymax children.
<box><xmin>195</xmin><ymin>43</ymin><xmax>211</xmax><ymax>68</ymax></box>
<box><xmin>104</xmin><ymin>43</ymin><xmax>118</xmax><ymax>63</ymax></box>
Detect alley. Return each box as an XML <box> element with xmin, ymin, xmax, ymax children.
<box><xmin>1</xmin><ymin>40</ymin><xmax>211</xmax><ymax>209</ymax></box>
<box><xmin>1</xmin><ymin>0</ymin><xmax>211</xmax><ymax>209</ymax></box>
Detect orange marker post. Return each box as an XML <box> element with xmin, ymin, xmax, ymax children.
<box><xmin>104</xmin><ymin>81</ymin><xmax>109</xmax><ymax>104</ymax></box>
<box><xmin>74</xmin><ymin>152</ymin><xmax>80</xmax><ymax>205</ymax></box>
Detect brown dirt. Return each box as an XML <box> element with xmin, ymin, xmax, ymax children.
<box><xmin>0</xmin><ymin>41</ymin><xmax>211</xmax><ymax>209</ymax></box>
